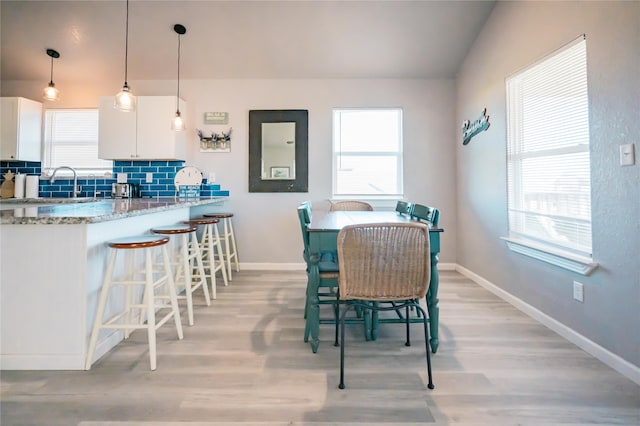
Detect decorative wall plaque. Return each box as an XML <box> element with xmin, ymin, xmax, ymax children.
<box><xmin>462</xmin><ymin>108</ymin><xmax>490</xmax><ymax>145</ymax></box>
<box><xmin>204</xmin><ymin>112</ymin><xmax>228</xmax><ymax>125</ymax></box>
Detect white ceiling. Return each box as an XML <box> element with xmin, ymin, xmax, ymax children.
<box><xmin>1</xmin><ymin>0</ymin><xmax>495</xmax><ymax>82</ymax></box>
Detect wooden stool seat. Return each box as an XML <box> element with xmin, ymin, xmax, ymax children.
<box><xmin>85</xmin><ymin>234</ymin><xmax>183</xmax><ymax>371</ymax></box>
<box><xmin>185</xmin><ymin>217</ymin><xmax>219</xmax><ymax>226</ymax></box>
<box><xmin>152</xmin><ymin>224</ymin><xmax>210</xmax><ymax>326</ymax></box>
<box><xmin>183</xmin><ymin>217</ymin><xmax>228</xmax><ymax>299</ymax></box>
<box><xmin>203</xmin><ymin>212</ymin><xmax>239</xmax><ymax>281</ymax></box>
<box><xmin>150</xmin><ymin>224</ymin><xmax>197</xmax><ymax>235</ymax></box>
<box><xmin>204</xmin><ymin>213</ymin><xmax>233</xmax><ymax>219</ymax></box>
<box><xmin>108</xmin><ymin>235</ymin><xmax>170</xmax><ymax>249</ymax></box>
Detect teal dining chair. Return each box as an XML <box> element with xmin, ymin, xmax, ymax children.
<box><xmin>336</xmin><ymin>222</ymin><xmax>434</xmax><ymax>390</ymax></box>
<box><xmin>395</xmin><ymin>200</ymin><xmax>413</xmax><ymax>216</ymax></box>
<box><xmin>297</xmin><ymin>202</ymin><xmax>340</xmax><ymax>343</ymax></box>
<box><xmin>411</xmin><ymin>203</ymin><xmax>440</xmax><ymax>226</ymax></box>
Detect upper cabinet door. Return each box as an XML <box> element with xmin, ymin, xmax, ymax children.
<box><xmin>1</xmin><ymin>97</ymin><xmax>42</xmax><ymax>161</ymax></box>
<box><xmin>135</xmin><ymin>96</ymin><xmax>186</xmax><ymax>160</ymax></box>
<box><xmin>98</xmin><ymin>96</ymin><xmax>185</xmax><ymax>160</ymax></box>
<box><xmin>98</xmin><ymin>96</ymin><xmax>137</xmax><ymax>159</ymax></box>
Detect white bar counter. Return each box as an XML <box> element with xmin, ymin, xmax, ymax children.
<box><xmin>0</xmin><ymin>197</ymin><xmax>225</xmax><ymax>370</ymax></box>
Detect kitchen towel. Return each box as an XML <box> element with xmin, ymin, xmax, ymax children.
<box><xmin>25</xmin><ymin>175</ymin><xmax>39</xmax><ymax>198</ymax></box>
<box><xmin>14</xmin><ymin>173</ymin><xmax>26</xmax><ymax>198</ymax></box>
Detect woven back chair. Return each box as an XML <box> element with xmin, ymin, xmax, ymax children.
<box><xmin>411</xmin><ymin>203</ymin><xmax>440</xmax><ymax>226</ymax></box>
<box><xmin>336</xmin><ymin>222</ymin><xmax>434</xmax><ymax>390</ymax></box>
<box><xmin>329</xmin><ymin>200</ymin><xmax>373</xmax><ymax>212</ymax></box>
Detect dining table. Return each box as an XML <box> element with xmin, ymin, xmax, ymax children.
<box><xmin>306</xmin><ymin>210</ymin><xmax>444</xmax><ymax>354</ymax></box>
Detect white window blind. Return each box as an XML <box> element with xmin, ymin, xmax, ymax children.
<box><xmin>333</xmin><ymin>108</ymin><xmax>403</xmax><ymax>198</ymax></box>
<box><xmin>506</xmin><ymin>36</ymin><xmax>592</xmax><ymax>258</ymax></box>
<box><xmin>44</xmin><ymin>109</ymin><xmax>112</xmax><ymax>174</ymax></box>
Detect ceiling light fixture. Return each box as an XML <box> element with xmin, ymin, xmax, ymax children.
<box><xmin>172</xmin><ymin>24</ymin><xmax>186</xmax><ymax>131</ymax></box>
<box><xmin>114</xmin><ymin>0</ymin><xmax>135</xmax><ymax>111</ymax></box>
<box><xmin>43</xmin><ymin>49</ymin><xmax>60</xmax><ymax>101</ymax></box>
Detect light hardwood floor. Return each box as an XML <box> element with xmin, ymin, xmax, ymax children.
<box><xmin>2</xmin><ymin>270</ymin><xmax>639</xmax><ymax>425</ymax></box>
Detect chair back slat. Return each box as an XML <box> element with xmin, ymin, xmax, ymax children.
<box><xmin>337</xmin><ymin>222</ymin><xmax>430</xmax><ymax>301</ymax></box>
<box><xmin>297</xmin><ymin>202</ymin><xmax>312</xmax><ymax>255</ymax></box>
<box><xmin>411</xmin><ymin>203</ymin><xmax>440</xmax><ymax>226</ymax></box>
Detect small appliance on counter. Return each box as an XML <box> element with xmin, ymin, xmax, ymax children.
<box><xmin>111</xmin><ymin>183</ymin><xmax>141</xmax><ymax>198</ymax></box>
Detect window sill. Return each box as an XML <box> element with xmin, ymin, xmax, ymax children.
<box><xmin>501</xmin><ymin>237</ymin><xmax>598</xmax><ymax>276</ymax></box>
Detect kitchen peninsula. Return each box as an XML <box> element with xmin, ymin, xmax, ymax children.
<box><xmin>0</xmin><ymin>197</ymin><xmax>226</xmax><ymax>370</ymax></box>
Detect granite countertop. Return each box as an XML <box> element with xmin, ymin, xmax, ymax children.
<box><xmin>0</xmin><ymin>197</ymin><xmax>226</xmax><ymax>225</ymax></box>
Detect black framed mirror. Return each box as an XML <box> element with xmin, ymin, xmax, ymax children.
<box><xmin>249</xmin><ymin>109</ymin><xmax>308</xmax><ymax>192</ymax></box>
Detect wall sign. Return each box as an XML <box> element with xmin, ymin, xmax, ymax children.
<box><xmin>204</xmin><ymin>111</ymin><xmax>228</xmax><ymax>125</ymax></box>
<box><xmin>462</xmin><ymin>108</ymin><xmax>490</xmax><ymax>145</ymax></box>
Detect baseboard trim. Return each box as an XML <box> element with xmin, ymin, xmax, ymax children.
<box><xmin>437</xmin><ymin>262</ymin><xmax>456</xmax><ymax>271</ymax></box>
<box><xmin>455</xmin><ymin>264</ymin><xmax>640</xmax><ymax>386</ymax></box>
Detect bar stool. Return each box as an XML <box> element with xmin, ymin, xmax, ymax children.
<box><xmin>85</xmin><ymin>235</ymin><xmax>183</xmax><ymax>371</ymax></box>
<box><xmin>203</xmin><ymin>213</ymin><xmax>239</xmax><ymax>281</ymax></box>
<box><xmin>151</xmin><ymin>224</ymin><xmax>210</xmax><ymax>326</ymax></box>
<box><xmin>183</xmin><ymin>217</ymin><xmax>228</xmax><ymax>299</ymax></box>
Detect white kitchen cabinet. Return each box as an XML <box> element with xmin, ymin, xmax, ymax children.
<box><xmin>98</xmin><ymin>96</ymin><xmax>186</xmax><ymax>160</ymax></box>
<box><xmin>0</xmin><ymin>97</ymin><xmax>42</xmax><ymax>161</ymax></box>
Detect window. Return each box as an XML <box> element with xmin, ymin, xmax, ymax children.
<box><xmin>504</xmin><ymin>36</ymin><xmax>596</xmax><ymax>274</ymax></box>
<box><xmin>43</xmin><ymin>109</ymin><xmax>112</xmax><ymax>176</ymax></box>
<box><xmin>332</xmin><ymin>108</ymin><xmax>403</xmax><ymax>199</ymax></box>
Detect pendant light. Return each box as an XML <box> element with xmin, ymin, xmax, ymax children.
<box><xmin>172</xmin><ymin>24</ymin><xmax>186</xmax><ymax>131</ymax></box>
<box><xmin>43</xmin><ymin>49</ymin><xmax>60</xmax><ymax>101</ymax></box>
<box><xmin>114</xmin><ymin>0</ymin><xmax>135</xmax><ymax>111</ymax></box>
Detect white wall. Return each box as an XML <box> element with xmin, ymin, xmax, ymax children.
<box><xmin>1</xmin><ymin>77</ymin><xmax>458</xmax><ymax>265</ymax></box>
<box><xmin>455</xmin><ymin>1</ymin><xmax>640</xmax><ymax>368</ymax></box>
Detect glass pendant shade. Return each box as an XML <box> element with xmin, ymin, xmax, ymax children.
<box><xmin>43</xmin><ymin>82</ymin><xmax>59</xmax><ymax>101</ymax></box>
<box><xmin>114</xmin><ymin>84</ymin><xmax>136</xmax><ymax>112</ymax></box>
<box><xmin>114</xmin><ymin>0</ymin><xmax>135</xmax><ymax>112</ymax></box>
<box><xmin>43</xmin><ymin>49</ymin><xmax>60</xmax><ymax>101</ymax></box>
<box><xmin>172</xmin><ymin>111</ymin><xmax>185</xmax><ymax>131</ymax></box>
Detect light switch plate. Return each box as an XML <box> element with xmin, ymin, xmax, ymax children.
<box><xmin>208</xmin><ymin>172</ymin><xmax>216</xmax><ymax>183</ymax></box>
<box><xmin>117</xmin><ymin>173</ymin><xmax>128</xmax><ymax>183</ymax></box>
<box><xmin>146</xmin><ymin>172</ymin><xmax>153</xmax><ymax>183</ymax></box>
<box><xmin>619</xmin><ymin>144</ymin><xmax>635</xmax><ymax>166</ymax></box>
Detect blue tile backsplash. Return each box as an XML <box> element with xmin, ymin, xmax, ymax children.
<box><xmin>0</xmin><ymin>160</ymin><xmax>230</xmax><ymax>199</ymax></box>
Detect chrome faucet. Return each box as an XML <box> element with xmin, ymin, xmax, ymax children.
<box><xmin>50</xmin><ymin>166</ymin><xmax>80</xmax><ymax>198</ymax></box>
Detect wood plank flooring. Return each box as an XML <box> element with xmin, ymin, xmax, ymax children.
<box><xmin>2</xmin><ymin>270</ymin><xmax>639</xmax><ymax>425</ymax></box>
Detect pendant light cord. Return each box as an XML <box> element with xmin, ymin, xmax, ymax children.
<box><xmin>176</xmin><ymin>33</ymin><xmax>181</xmax><ymax>111</ymax></box>
<box><xmin>124</xmin><ymin>0</ymin><xmax>130</xmax><ymax>85</ymax></box>
<box><xmin>49</xmin><ymin>55</ymin><xmax>54</xmax><ymax>84</ymax></box>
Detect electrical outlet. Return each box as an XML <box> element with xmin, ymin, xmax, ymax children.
<box><xmin>619</xmin><ymin>143</ymin><xmax>635</xmax><ymax>166</ymax></box>
<box><xmin>145</xmin><ymin>172</ymin><xmax>153</xmax><ymax>183</ymax></box>
<box><xmin>208</xmin><ymin>172</ymin><xmax>216</xmax><ymax>183</ymax></box>
<box><xmin>573</xmin><ymin>281</ymin><xmax>584</xmax><ymax>303</ymax></box>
